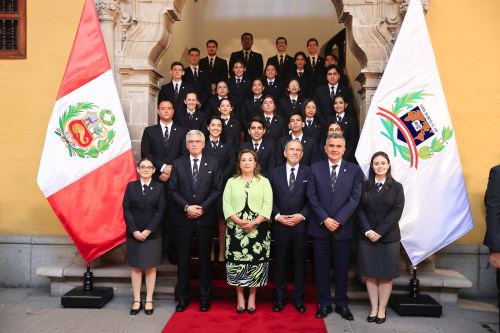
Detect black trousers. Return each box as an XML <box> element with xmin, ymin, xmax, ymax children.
<box><xmin>175</xmin><ymin>224</ymin><xmax>214</xmax><ymax>303</ymax></box>
<box><xmin>273</xmin><ymin>229</ymin><xmax>309</xmax><ymax>302</ymax></box>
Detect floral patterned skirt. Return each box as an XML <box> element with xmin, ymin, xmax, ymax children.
<box><xmin>225</xmin><ymin>218</ymin><xmax>271</xmax><ymax>287</ymax></box>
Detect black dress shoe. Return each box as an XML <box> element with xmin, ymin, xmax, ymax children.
<box><xmin>335</xmin><ymin>307</ymin><xmax>354</xmax><ymax>321</ymax></box>
<box><xmin>273</xmin><ymin>301</ymin><xmax>285</xmax><ymax>312</ymax></box>
<box><xmin>236</xmin><ymin>306</ymin><xmax>245</xmax><ymax>314</ymax></box>
<box><xmin>130</xmin><ymin>300</ymin><xmax>142</xmax><ymax>315</ymax></box>
<box><xmin>315</xmin><ymin>306</ymin><xmax>333</xmax><ymax>318</ymax></box>
<box><xmin>367</xmin><ymin>315</ymin><xmax>377</xmax><ymax>322</ymax></box>
<box><xmin>294</xmin><ymin>301</ymin><xmax>306</xmax><ymax>313</ymax></box>
<box><xmin>200</xmin><ymin>301</ymin><xmax>211</xmax><ymax>312</ymax></box>
<box><xmin>175</xmin><ymin>301</ymin><xmax>189</xmax><ymax>312</ymax></box>
<box><xmin>375</xmin><ymin>315</ymin><xmax>386</xmax><ymax>324</ymax></box>
<box><xmin>144</xmin><ymin>301</ymin><xmax>154</xmax><ymax>315</ymax></box>
<box><xmin>247</xmin><ymin>307</ymin><xmax>256</xmax><ymax>314</ymax></box>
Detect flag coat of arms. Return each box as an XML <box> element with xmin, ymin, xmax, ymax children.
<box><xmin>355</xmin><ymin>0</ymin><xmax>473</xmax><ymax>265</ymax></box>
<box><xmin>37</xmin><ymin>0</ymin><xmax>137</xmax><ymax>263</ymax></box>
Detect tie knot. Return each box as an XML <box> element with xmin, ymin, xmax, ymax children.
<box><xmin>212</xmin><ymin>140</ymin><xmax>218</xmax><ymax>146</ymax></box>
<box><xmin>291</xmin><ymin>167</ymin><xmax>295</xmax><ymax>172</ymax></box>
<box><xmin>332</xmin><ymin>164</ymin><xmax>338</xmax><ymax>171</ymax></box>
<box><xmin>193</xmin><ymin>158</ymin><xmax>198</xmax><ymax>163</ymax></box>
<box><xmin>376</xmin><ymin>182</ymin><xmax>383</xmax><ymax>190</ymax></box>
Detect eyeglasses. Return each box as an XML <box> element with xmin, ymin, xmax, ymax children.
<box><xmin>328</xmin><ymin>128</ymin><xmax>343</xmax><ymax>133</ymax></box>
<box><xmin>139</xmin><ymin>166</ymin><xmax>154</xmax><ymax>170</ymax></box>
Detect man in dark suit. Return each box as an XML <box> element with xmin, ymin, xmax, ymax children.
<box><xmin>239</xmin><ymin>117</ymin><xmax>276</xmax><ymax>177</ymax></box>
<box><xmin>276</xmin><ymin>113</ymin><xmax>318</xmax><ymax>166</ymax></box>
<box><xmin>314</xmin><ymin>64</ymin><xmax>353</xmax><ymax>121</ymax></box>
<box><xmin>266</xmin><ymin>36</ymin><xmax>295</xmax><ymax>81</ymax></box>
<box><xmin>175</xmin><ymin>92</ymin><xmax>208</xmax><ymax>134</ymax></box>
<box><xmin>269</xmin><ymin>139</ymin><xmax>310</xmax><ymax>313</ymax></box>
<box><xmin>484</xmin><ymin>165</ymin><xmax>500</xmax><ymax>311</ymax></box>
<box><xmin>141</xmin><ymin>99</ymin><xmax>188</xmax><ymax>260</ymax></box>
<box><xmin>182</xmin><ymin>48</ymin><xmax>211</xmax><ymax>112</ymax></box>
<box><xmin>305</xmin><ymin>38</ymin><xmax>325</xmax><ymax>89</ymax></box>
<box><xmin>307</xmin><ymin>133</ymin><xmax>363</xmax><ymax>320</ymax></box>
<box><xmin>158</xmin><ymin>62</ymin><xmax>195</xmax><ymax>114</ymax></box>
<box><xmin>168</xmin><ymin>130</ymin><xmax>223</xmax><ymax>313</ymax></box>
<box><xmin>229</xmin><ymin>32</ymin><xmax>263</xmax><ymax>81</ymax></box>
<box><xmin>199</xmin><ymin>39</ymin><xmax>229</xmax><ymax>92</ymax></box>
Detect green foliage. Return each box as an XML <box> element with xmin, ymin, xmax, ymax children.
<box><xmin>391</xmin><ymin>90</ymin><xmax>432</xmax><ymax>115</ymax></box>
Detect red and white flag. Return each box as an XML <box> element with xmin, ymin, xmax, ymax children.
<box><xmin>37</xmin><ymin>0</ymin><xmax>136</xmax><ymax>263</ymax></box>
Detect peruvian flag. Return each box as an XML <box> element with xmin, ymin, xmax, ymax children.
<box><xmin>37</xmin><ymin>0</ymin><xmax>136</xmax><ymax>263</ymax></box>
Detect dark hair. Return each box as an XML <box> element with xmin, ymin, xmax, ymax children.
<box><xmin>170</xmin><ymin>61</ymin><xmax>184</xmax><ymax>70</ymax></box>
<box><xmin>218</xmin><ymin>97</ymin><xmax>233</xmax><ymax>108</ymax></box>
<box><xmin>188</xmin><ymin>47</ymin><xmax>200</xmax><ymax>55</ymax></box>
<box><xmin>364</xmin><ymin>151</ymin><xmax>393</xmax><ymax>198</ymax></box>
<box><xmin>206</xmin><ymin>39</ymin><xmax>218</xmax><ymax>47</ymax></box>
<box><xmin>261</xmin><ymin>95</ymin><xmax>277</xmax><ymax>113</ymax></box>
<box><xmin>234</xmin><ymin>149</ymin><xmax>261</xmax><ymax>179</ymax></box>
<box><xmin>137</xmin><ymin>157</ymin><xmax>154</xmax><ymax>168</ymax></box>
<box><xmin>306</xmin><ymin>38</ymin><xmax>318</xmax><ymax>46</ymax></box>
<box><xmin>248</xmin><ymin>117</ymin><xmax>266</xmax><ymax>130</ymax></box>
<box><xmin>276</xmin><ymin>36</ymin><xmax>287</xmax><ymax>44</ymax></box>
<box><xmin>288</xmin><ymin>112</ymin><xmax>304</xmax><ymax>123</ymax></box>
<box><xmin>157</xmin><ymin>98</ymin><xmax>173</xmax><ymax>109</ymax></box>
<box><xmin>294</xmin><ymin>51</ymin><xmax>307</xmax><ymax>61</ymax></box>
<box><xmin>264</xmin><ymin>63</ymin><xmax>277</xmax><ymax>72</ymax></box>
<box><xmin>232</xmin><ymin>59</ymin><xmax>245</xmax><ymax>68</ymax></box>
<box><xmin>301</xmin><ymin>98</ymin><xmax>322</xmax><ymax>122</ymax></box>
<box><xmin>325</xmin><ymin>64</ymin><xmax>341</xmax><ymax>75</ymax></box>
<box><xmin>241</xmin><ymin>32</ymin><xmax>253</xmax><ymax>40</ymax></box>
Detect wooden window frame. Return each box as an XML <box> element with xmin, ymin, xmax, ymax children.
<box><xmin>0</xmin><ymin>0</ymin><xmax>26</xmax><ymax>59</ymax></box>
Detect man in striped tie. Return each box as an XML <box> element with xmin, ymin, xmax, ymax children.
<box><xmin>306</xmin><ymin>133</ymin><xmax>363</xmax><ymax>320</ymax></box>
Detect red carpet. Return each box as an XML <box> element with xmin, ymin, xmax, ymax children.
<box><xmin>162</xmin><ymin>300</ymin><xmax>327</xmax><ymax>333</ymax></box>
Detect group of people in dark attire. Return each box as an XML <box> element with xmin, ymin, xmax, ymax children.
<box><xmin>122</xmin><ymin>33</ymin><xmax>406</xmax><ymax>325</ymax></box>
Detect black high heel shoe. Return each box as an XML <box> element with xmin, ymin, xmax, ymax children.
<box><xmin>130</xmin><ymin>300</ymin><xmax>142</xmax><ymax>315</ymax></box>
<box><xmin>367</xmin><ymin>315</ymin><xmax>377</xmax><ymax>322</ymax></box>
<box><xmin>236</xmin><ymin>306</ymin><xmax>245</xmax><ymax>314</ymax></box>
<box><xmin>144</xmin><ymin>301</ymin><xmax>154</xmax><ymax>315</ymax></box>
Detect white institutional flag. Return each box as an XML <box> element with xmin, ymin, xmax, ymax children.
<box><xmin>355</xmin><ymin>0</ymin><xmax>473</xmax><ymax>265</ymax></box>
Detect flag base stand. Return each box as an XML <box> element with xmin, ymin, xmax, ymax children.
<box><xmin>61</xmin><ymin>263</ymin><xmax>113</xmax><ymax>308</ymax></box>
<box><xmin>389</xmin><ymin>266</ymin><xmax>442</xmax><ymax>317</ymax></box>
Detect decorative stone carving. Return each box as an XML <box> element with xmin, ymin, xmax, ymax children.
<box><xmin>95</xmin><ymin>0</ymin><xmax>121</xmax><ymax>22</ymax></box>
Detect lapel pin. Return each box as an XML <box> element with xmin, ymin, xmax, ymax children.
<box><xmin>204</xmin><ymin>162</ymin><xmax>207</xmax><ymax>166</ymax></box>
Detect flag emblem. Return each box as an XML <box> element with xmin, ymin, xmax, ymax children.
<box><xmin>376</xmin><ymin>90</ymin><xmax>454</xmax><ymax>169</ymax></box>
<box><xmin>55</xmin><ymin>102</ymin><xmax>116</xmax><ymax>158</ymax></box>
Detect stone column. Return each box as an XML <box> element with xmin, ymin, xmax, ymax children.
<box><xmin>95</xmin><ymin>0</ymin><xmax>121</xmax><ymax>69</ymax></box>
<box><xmin>332</xmin><ymin>0</ymin><xmax>429</xmax><ymax>126</ymax></box>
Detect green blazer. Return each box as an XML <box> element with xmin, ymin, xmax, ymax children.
<box><xmin>223</xmin><ymin>176</ymin><xmax>273</xmax><ymax>220</ymax></box>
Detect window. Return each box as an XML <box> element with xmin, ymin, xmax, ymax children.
<box><xmin>0</xmin><ymin>0</ymin><xmax>26</xmax><ymax>59</ymax></box>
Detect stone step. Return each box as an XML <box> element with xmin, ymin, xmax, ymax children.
<box><xmin>37</xmin><ymin>263</ymin><xmax>472</xmax><ymax>303</ymax></box>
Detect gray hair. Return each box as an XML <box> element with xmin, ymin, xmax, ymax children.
<box><xmin>325</xmin><ymin>133</ymin><xmax>346</xmax><ymax>146</ymax></box>
<box><xmin>186</xmin><ymin>130</ymin><xmax>205</xmax><ymax>145</ymax></box>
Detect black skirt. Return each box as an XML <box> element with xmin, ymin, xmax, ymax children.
<box><xmin>357</xmin><ymin>239</ymin><xmax>400</xmax><ymax>279</ymax></box>
<box><xmin>126</xmin><ymin>234</ymin><xmax>162</xmax><ymax>269</ymax></box>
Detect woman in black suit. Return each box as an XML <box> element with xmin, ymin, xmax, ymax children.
<box><xmin>357</xmin><ymin>151</ymin><xmax>405</xmax><ymax>324</ymax></box>
<box><xmin>204</xmin><ymin>116</ymin><xmax>236</xmax><ymax>262</ymax></box>
<box><xmin>301</xmin><ymin>98</ymin><xmax>323</xmax><ymax>142</ymax></box>
<box><xmin>123</xmin><ymin>158</ymin><xmax>166</xmax><ymax>315</ymax></box>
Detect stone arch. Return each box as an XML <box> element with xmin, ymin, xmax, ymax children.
<box><xmin>95</xmin><ymin>0</ymin><xmax>428</xmax><ymax>157</ymax></box>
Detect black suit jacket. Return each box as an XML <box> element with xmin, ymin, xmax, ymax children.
<box><xmin>358</xmin><ymin>180</ymin><xmax>405</xmax><ymax>243</ymax></box>
<box><xmin>266</xmin><ymin>54</ymin><xmax>295</xmax><ymax>81</ymax></box>
<box><xmin>222</xmin><ymin>117</ymin><xmax>242</xmax><ymax>149</ymax></box>
<box><xmin>303</xmin><ymin>118</ymin><xmax>324</xmax><ymax>143</ymax></box>
<box><xmin>229</xmin><ymin>50</ymin><xmax>264</xmax><ymax>81</ymax></box>
<box><xmin>227</xmin><ymin>76</ymin><xmax>252</xmax><ymax>108</ymax></box>
<box><xmin>242</xmin><ymin>96</ymin><xmax>264</xmax><ymax>130</ymax></box>
<box><xmin>326</xmin><ymin>112</ymin><xmax>359</xmax><ymax>163</ymax></box>
<box><xmin>140</xmin><ymin>123</ymin><xmax>188</xmax><ymax>179</ymax></box>
<box><xmin>261</xmin><ymin>114</ymin><xmax>287</xmax><ymax>143</ymax></box>
<box><xmin>275</xmin><ymin>134</ymin><xmax>319</xmax><ymax>166</ymax></box>
<box><xmin>269</xmin><ymin>164</ymin><xmax>310</xmax><ymax>234</ymax></box>
<box><xmin>182</xmin><ymin>67</ymin><xmax>211</xmax><ymax>110</ymax></box>
<box><xmin>305</xmin><ymin>55</ymin><xmax>325</xmax><ymax>89</ymax></box>
<box><xmin>484</xmin><ymin>165</ymin><xmax>500</xmax><ymax>252</ymax></box>
<box><xmin>278</xmin><ymin>96</ymin><xmax>304</xmax><ymax>118</ymax></box>
<box><xmin>175</xmin><ymin>109</ymin><xmax>208</xmax><ymax>134</ymax></box>
<box><xmin>263</xmin><ymin>79</ymin><xmax>285</xmax><ymax>102</ymax></box>
<box><xmin>158</xmin><ymin>81</ymin><xmax>195</xmax><ymax>113</ymax></box>
<box><xmin>203</xmin><ymin>139</ymin><xmax>236</xmax><ymax>182</ymax></box>
<box><xmin>313</xmin><ymin>83</ymin><xmax>354</xmax><ymax>121</ymax></box>
<box><xmin>200</xmin><ymin>56</ymin><xmax>229</xmax><ymax>84</ymax></box>
<box><xmin>123</xmin><ymin>180</ymin><xmax>166</xmax><ymax>239</ymax></box>
<box><xmin>168</xmin><ymin>155</ymin><xmax>223</xmax><ymax>227</ymax></box>
<box><xmin>239</xmin><ymin>139</ymin><xmax>276</xmax><ymax>177</ymax></box>
<box><xmin>286</xmin><ymin>70</ymin><xmax>314</xmax><ymax>98</ymax></box>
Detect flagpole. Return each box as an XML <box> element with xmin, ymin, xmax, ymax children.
<box><xmin>61</xmin><ymin>259</ymin><xmax>114</xmax><ymax>308</ymax></box>
<box><xmin>389</xmin><ymin>263</ymin><xmax>442</xmax><ymax>317</ymax></box>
